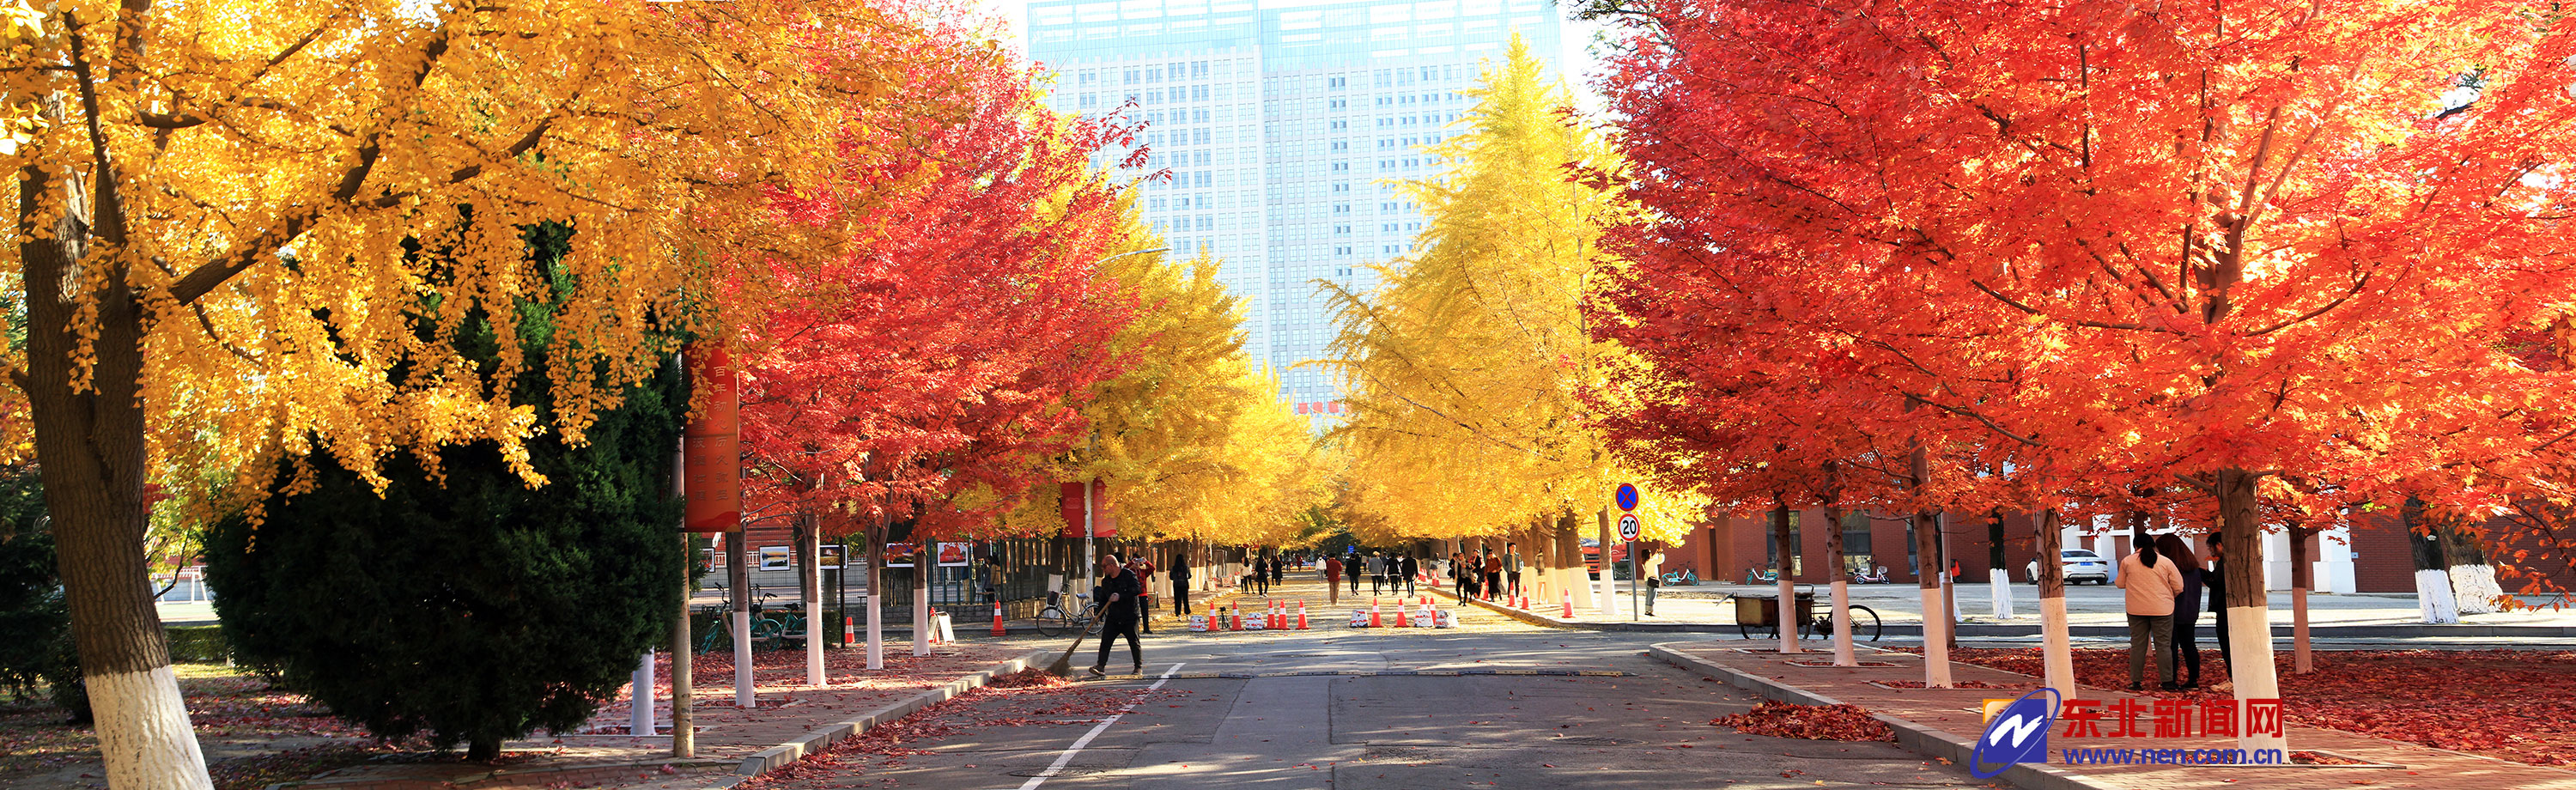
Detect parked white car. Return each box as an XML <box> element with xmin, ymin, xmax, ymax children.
<box><xmin>2027</xmin><ymin>549</ymin><xmax>2112</xmax><ymax>585</ymax></box>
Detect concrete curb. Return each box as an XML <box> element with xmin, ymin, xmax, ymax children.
<box><xmin>1647</xmin><ymin>641</ymin><xmax>2103</xmax><ymax>790</ymax></box>
<box><xmin>713</xmin><ymin>647</ymin><xmax>1055</xmax><ymax>787</ymax></box>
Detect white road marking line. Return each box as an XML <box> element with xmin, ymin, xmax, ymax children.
<box><xmin>1012</xmin><ymin>662</ymin><xmax>1186</xmax><ymax>790</ymax></box>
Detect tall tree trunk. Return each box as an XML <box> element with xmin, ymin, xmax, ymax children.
<box><xmin>2439</xmin><ymin>520</ymin><xmax>2503</xmax><ymax>615</ymax></box>
<box><xmin>2035</xmin><ymin>509</ymin><xmax>2075</xmax><ymax>696</ymax></box>
<box><xmin>21</xmin><ymin>124</ymin><xmax>216</xmax><ymax>788</ymax></box>
<box><xmin>865</xmin><ymin>521</ymin><xmax>885</xmax><ymax>670</ymax></box>
<box><xmin>798</xmin><ymin>517</ymin><xmax>823</xmax><ymax>687</ymax></box>
<box><xmin>1595</xmin><ymin>508</ymin><xmax>1615</xmax><ymax>615</ymax></box>
<box><xmin>1771</xmin><ymin>504</ymin><xmax>1800</xmax><ymax>653</ymax></box>
<box><xmin>1987</xmin><ymin>511</ymin><xmax>2014</xmax><ymax>619</ymax></box>
<box><xmin>1824</xmin><ymin>503</ymin><xmax>1854</xmax><ymax>665</ymax></box>
<box><xmin>672</xmin><ymin>534</ymin><xmax>693</xmax><ymax>757</ymax></box>
<box><xmin>670</xmin><ymin>444</ymin><xmax>693</xmax><ymax>757</ymax></box>
<box><xmin>1554</xmin><ymin>518</ymin><xmax>1583</xmax><ymax>611</ymax></box>
<box><xmin>727</xmin><ymin>531</ymin><xmax>752</xmax><ymax>706</ymax></box>
<box><xmin>913</xmin><ymin>544</ymin><xmax>932</xmax><ymax>657</ymax></box>
<box><xmin>2216</xmin><ymin>468</ymin><xmax>2283</xmax><ymax>755</ymax></box>
<box><xmin>1906</xmin><ymin>410</ymin><xmax>1951</xmax><ymax>687</ymax></box>
<box><xmin>2288</xmin><ymin>524</ymin><xmax>2312</xmax><ymax>674</ymax></box>
<box><xmin>2403</xmin><ymin>498</ymin><xmax>2460</xmax><ymax>623</ymax></box>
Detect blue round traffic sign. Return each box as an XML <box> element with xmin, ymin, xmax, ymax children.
<box><xmin>1615</xmin><ymin>483</ymin><xmax>1639</xmax><ymax>512</ymax></box>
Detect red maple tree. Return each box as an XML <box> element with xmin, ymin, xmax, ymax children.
<box><xmin>1595</xmin><ymin>0</ymin><xmax>2576</xmax><ymax>750</ymax></box>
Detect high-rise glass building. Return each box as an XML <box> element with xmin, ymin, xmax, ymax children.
<box><xmin>1024</xmin><ymin>0</ymin><xmax>1566</xmax><ymax>424</ymax></box>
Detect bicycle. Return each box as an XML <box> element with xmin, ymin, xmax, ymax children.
<box><xmin>1034</xmin><ymin>591</ymin><xmax>1102</xmax><ymax>638</ymax></box>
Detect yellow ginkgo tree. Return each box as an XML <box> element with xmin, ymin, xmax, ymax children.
<box><xmin>1322</xmin><ymin>36</ymin><xmax>1700</xmax><ymax>605</ymax></box>
<box><xmin>0</xmin><ymin>2</ymin><xmax>878</xmax><ymax>785</ymax></box>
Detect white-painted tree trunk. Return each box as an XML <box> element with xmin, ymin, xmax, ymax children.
<box><xmin>1920</xmin><ymin>585</ymin><xmax>1953</xmax><ymax>688</ymax></box>
<box><xmin>2449</xmin><ymin>564</ymin><xmax>2503</xmax><ymax>614</ymax></box>
<box><xmin>1829</xmin><ymin>580</ymin><xmax>1854</xmax><ymax>665</ymax></box>
<box><xmin>913</xmin><ymin>592</ymin><xmax>932</xmax><ymax>656</ymax></box>
<box><xmin>806</xmin><ymin>576</ymin><xmax>825</xmax><ymax>687</ymax></box>
<box><xmin>866</xmin><ymin>589</ymin><xmax>884</xmax><ymax>670</ymax></box>
<box><xmin>1989</xmin><ymin>570</ymin><xmax>2014</xmax><ymax>619</ymax></box>
<box><xmin>2227</xmin><ymin>605</ymin><xmax>2284</xmax><ymax>756</ymax></box>
<box><xmin>2039</xmin><ymin>596</ymin><xmax>2075</xmax><ymax>696</ymax></box>
<box><xmin>2415</xmin><ymin>568</ymin><xmax>2460</xmax><ymax>624</ymax></box>
<box><xmin>1776</xmin><ymin>574</ymin><xmax>1800</xmax><ymax>653</ymax></box>
<box><xmin>92</xmin><ymin>666</ymin><xmax>214</xmax><ymax>790</ymax></box>
<box><xmin>732</xmin><ymin>609</ymin><xmax>753</xmax><ymax>707</ymax></box>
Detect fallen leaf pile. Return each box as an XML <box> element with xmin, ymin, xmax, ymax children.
<box><xmin>1904</xmin><ymin>647</ymin><xmax>2576</xmax><ymax>767</ymax></box>
<box><xmin>1712</xmin><ymin>700</ymin><xmax>1894</xmax><ymax>742</ymax></box>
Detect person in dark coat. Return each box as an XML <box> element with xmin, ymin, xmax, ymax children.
<box><xmin>1170</xmin><ymin>557</ymin><xmax>1194</xmax><ymax>617</ymax></box>
<box><xmin>1398</xmin><ymin>553</ymin><xmax>1419</xmax><ymax>596</ymax></box>
<box><xmin>1270</xmin><ymin>555</ymin><xmax>1285</xmax><ymax>585</ymax></box>
<box><xmin>2157</xmin><ymin>534</ymin><xmax>2206</xmax><ymax>688</ymax></box>
<box><xmin>1091</xmin><ymin>555</ymin><xmax>1145</xmax><ymax>677</ymax></box>
<box><xmin>2207</xmin><ymin>534</ymin><xmax>2233</xmax><ymax>678</ymax></box>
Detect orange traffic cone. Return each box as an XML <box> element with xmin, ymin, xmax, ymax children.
<box><xmin>844</xmin><ymin>615</ymin><xmax>856</xmax><ymax>647</ymax></box>
<box><xmin>1561</xmin><ymin>590</ymin><xmax>1574</xmax><ymax>617</ymax></box>
<box><xmin>991</xmin><ymin>601</ymin><xmax>1007</xmax><ymax>636</ymax></box>
<box><xmin>1272</xmin><ymin>601</ymin><xmax>1285</xmax><ymax>629</ymax></box>
<box><xmin>1230</xmin><ymin>606</ymin><xmax>1243</xmax><ymax>631</ymax></box>
<box><xmin>1370</xmin><ymin>600</ymin><xmax>1382</xmax><ymax>628</ymax></box>
<box><xmin>1395</xmin><ymin>606</ymin><xmax>1409</xmax><ymax>628</ymax></box>
<box><xmin>1296</xmin><ymin>601</ymin><xmax>1309</xmax><ymax>630</ymax></box>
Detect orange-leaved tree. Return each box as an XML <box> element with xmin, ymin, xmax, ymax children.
<box><xmin>1600</xmin><ymin>0</ymin><xmax>2576</xmax><ymax>754</ymax></box>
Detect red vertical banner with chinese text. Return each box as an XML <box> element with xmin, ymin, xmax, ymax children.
<box><xmin>683</xmin><ymin>344</ymin><xmax>740</xmax><ymax>532</ymax></box>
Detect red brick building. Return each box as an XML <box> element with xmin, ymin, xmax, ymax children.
<box><xmin>1656</xmin><ymin>507</ymin><xmax>2576</xmax><ymax>595</ymax></box>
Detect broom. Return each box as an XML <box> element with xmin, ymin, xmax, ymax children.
<box><xmin>1042</xmin><ymin>612</ymin><xmax>1106</xmax><ymax>676</ymax></box>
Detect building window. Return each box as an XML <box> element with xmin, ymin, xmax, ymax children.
<box><xmin>1333</xmin><ymin>162</ymin><xmax>1349</xmax><ymax>171</ymax></box>
<box><xmin>1329</xmin><ymin>76</ymin><xmax>1346</xmax><ymax>88</ymax></box>
<box><xmin>1332</xmin><ymin>120</ymin><xmax>1348</xmax><ymax>129</ymax></box>
<box><xmin>1334</xmin><ymin>225</ymin><xmax>1351</xmax><ymax>234</ymax></box>
<box><xmin>1125</xmin><ymin>70</ymin><xmax>1139</xmax><ymax>85</ymax></box>
<box><xmin>1841</xmin><ymin>511</ymin><xmax>1874</xmax><ymax>575</ymax></box>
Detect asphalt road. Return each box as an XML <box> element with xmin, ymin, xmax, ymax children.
<box><xmin>761</xmin><ymin>623</ymin><xmax>1985</xmax><ymax>790</ymax></box>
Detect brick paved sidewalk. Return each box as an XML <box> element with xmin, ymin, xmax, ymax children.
<box><xmin>1652</xmin><ymin>641</ymin><xmax>2576</xmax><ymax>790</ymax></box>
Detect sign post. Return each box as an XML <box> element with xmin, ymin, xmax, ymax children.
<box><xmin>1619</xmin><ymin>513</ymin><xmax>1643</xmax><ymax>621</ymax></box>
<box><xmin>1616</xmin><ymin>483</ymin><xmax>1642</xmax><ymax>622</ymax></box>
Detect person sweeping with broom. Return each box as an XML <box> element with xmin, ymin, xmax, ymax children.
<box><xmin>1089</xmin><ymin>553</ymin><xmax>1145</xmax><ymax>678</ymax></box>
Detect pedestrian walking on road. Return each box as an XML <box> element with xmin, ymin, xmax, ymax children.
<box><xmin>2156</xmin><ymin>534</ymin><xmax>2205</xmax><ymax>688</ymax></box>
<box><xmin>1271</xmin><ymin>555</ymin><xmax>1285</xmax><ymax>586</ymax></box>
<box><xmin>1367</xmin><ymin>551</ymin><xmax>1388</xmax><ymax>595</ymax></box>
<box><xmin>1347</xmin><ymin>550</ymin><xmax>1364</xmax><ymax>595</ymax></box>
<box><xmin>1399</xmin><ymin>553</ymin><xmax>1419</xmax><ymax>596</ymax></box>
<box><xmin>1461</xmin><ymin>554</ymin><xmax>1480</xmax><ymax>601</ymax></box>
<box><xmin>1481</xmin><ymin>549</ymin><xmax>1503</xmax><ymax>602</ymax></box>
<box><xmin>1129</xmin><ymin>554</ymin><xmax>1159</xmax><ymax>634</ymax></box>
<box><xmin>1504</xmin><ymin>543</ymin><xmax>1523</xmax><ymax>598</ymax></box>
<box><xmin>1251</xmin><ymin>555</ymin><xmax>1270</xmax><ymax>595</ymax></box>
<box><xmin>1090</xmin><ymin>555</ymin><xmax>1145</xmax><ymax>678</ymax></box>
<box><xmin>1323</xmin><ymin>555</ymin><xmax>1343</xmax><ymax>605</ymax></box>
<box><xmin>2117</xmin><ymin>538</ymin><xmax>2184</xmax><ymax>691</ymax></box>
<box><xmin>1170</xmin><ymin>557</ymin><xmax>1194</xmax><ymax>617</ymax></box>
